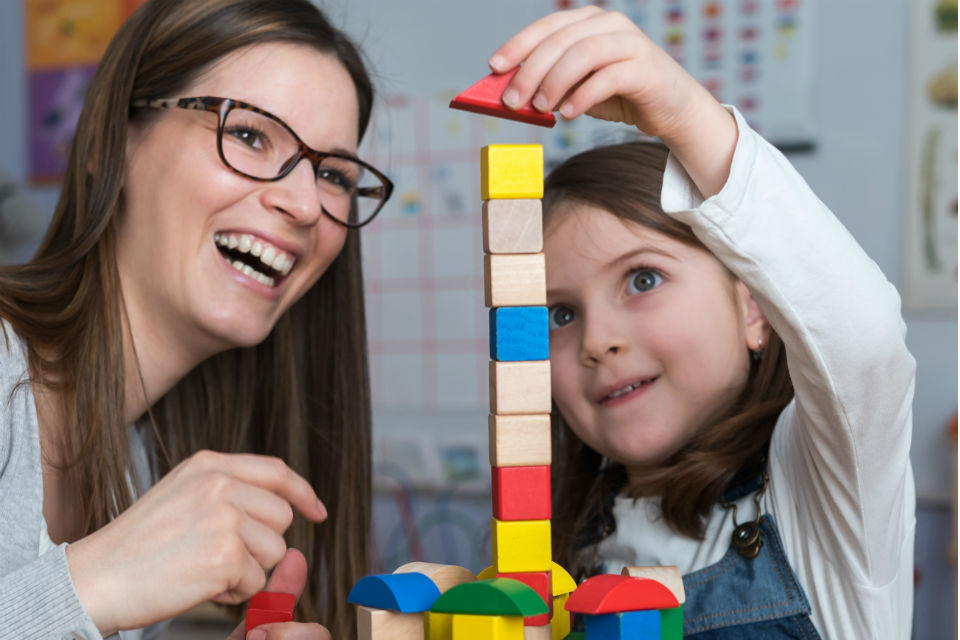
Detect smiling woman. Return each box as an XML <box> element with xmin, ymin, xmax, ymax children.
<box><xmin>0</xmin><ymin>1</ymin><xmax>388</xmax><ymax>639</ymax></box>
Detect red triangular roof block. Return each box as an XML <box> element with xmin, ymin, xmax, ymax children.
<box><xmin>449</xmin><ymin>67</ymin><xmax>557</xmax><ymax>128</ymax></box>
<box><xmin>564</xmin><ymin>574</ymin><xmax>680</xmax><ymax>614</ymax></box>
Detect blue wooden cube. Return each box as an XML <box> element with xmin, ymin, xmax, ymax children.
<box><xmin>584</xmin><ymin>609</ymin><xmax>660</xmax><ymax>639</ymax></box>
<box><xmin>489</xmin><ymin>307</ymin><xmax>548</xmax><ymax>361</ymax></box>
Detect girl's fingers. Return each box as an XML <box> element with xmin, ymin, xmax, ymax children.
<box><xmin>489</xmin><ymin>6</ymin><xmax>602</xmax><ymax>72</ymax></box>
<box><xmin>509</xmin><ymin>11</ymin><xmax>638</xmax><ymax>110</ymax></box>
<box><xmin>533</xmin><ymin>32</ymin><xmax>645</xmax><ymax>115</ymax></box>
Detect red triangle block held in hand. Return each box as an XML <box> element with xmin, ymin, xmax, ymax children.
<box><xmin>449</xmin><ymin>67</ymin><xmax>557</xmax><ymax>128</ymax></box>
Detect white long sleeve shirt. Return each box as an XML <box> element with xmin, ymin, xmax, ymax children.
<box><xmin>594</xmin><ymin>108</ymin><xmax>916</xmax><ymax>640</ymax></box>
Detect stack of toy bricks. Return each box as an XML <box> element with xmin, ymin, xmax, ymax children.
<box><xmin>482</xmin><ymin>143</ymin><xmax>557</xmax><ymax>640</ymax></box>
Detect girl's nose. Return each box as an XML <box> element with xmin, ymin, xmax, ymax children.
<box><xmin>580</xmin><ymin>314</ymin><xmax>629</xmax><ymax>364</ymax></box>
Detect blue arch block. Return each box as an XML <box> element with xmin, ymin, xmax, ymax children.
<box><xmin>347</xmin><ymin>573</ymin><xmax>442</xmax><ymax>612</ymax></box>
<box><xmin>489</xmin><ymin>306</ymin><xmax>549</xmax><ymax>361</ymax></box>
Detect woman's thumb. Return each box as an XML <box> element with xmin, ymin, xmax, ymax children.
<box><xmin>263</xmin><ymin>548</ymin><xmax>308</xmax><ymax>598</ymax></box>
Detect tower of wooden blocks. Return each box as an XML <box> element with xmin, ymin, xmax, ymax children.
<box><xmin>482</xmin><ymin>143</ymin><xmax>556</xmax><ymax>639</ymax></box>
<box><xmin>338</xmin><ymin>73</ymin><xmax>686</xmax><ymax>640</ymax></box>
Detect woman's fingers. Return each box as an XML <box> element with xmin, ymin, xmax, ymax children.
<box><xmin>188</xmin><ymin>451</ymin><xmax>326</xmax><ymax>523</ymax></box>
<box><xmin>239</xmin><ymin>515</ymin><xmax>289</xmax><ymax>572</ymax></box>
<box><xmin>226</xmin><ymin>481</ymin><xmax>296</xmax><ymax>533</ymax></box>
<box><xmin>211</xmin><ymin>546</ymin><xmax>269</xmax><ymax>605</ymax></box>
<box><xmin>264</xmin><ymin>548</ymin><xmax>308</xmax><ymax>597</ymax></box>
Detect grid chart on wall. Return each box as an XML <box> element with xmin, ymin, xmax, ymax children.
<box><xmin>359</xmin><ymin>92</ymin><xmax>640</xmax><ymax>409</ymax></box>
<box><xmin>555</xmin><ymin>0</ymin><xmax>818</xmax><ymax>148</ymax></box>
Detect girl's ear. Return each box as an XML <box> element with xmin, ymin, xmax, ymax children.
<box><xmin>735</xmin><ymin>281</ymin><xmax>770</xmax><ymax>352</ymax></box>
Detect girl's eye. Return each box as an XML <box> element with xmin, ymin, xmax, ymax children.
<box><xmin>548</xmin><ymin>305</ymin><xmax>576</xmax><ymax>330</ymax></box>
<box><xmin>627</xmin><ymin>268</ymin><xmax>663</xmax><ymax>294</ymax></box>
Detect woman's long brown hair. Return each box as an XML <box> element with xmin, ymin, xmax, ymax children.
<box><xmin>542</xmin><ymin>142</ymin><xmax>794</xmax><ymax>580</ymax></box>
<box><xmin>0</xmin><ymin>0</ymin><xmax>373</xmax><ymax>635</ymax></box>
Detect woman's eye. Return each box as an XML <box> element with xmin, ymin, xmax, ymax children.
<box><xmin>318</xmin><ymin>168</ymin><xmax>355</xmax><ymax>192</ymax></box>
<box><xmin>548</xmin><ymin>305</ymin><xmax>576</xmax><ymax>330</ymax></box>
<box><xmin>627</xmin><ymin>268</ymin><xmax>663</xmax><ymax>294</ymax></box>
<box><xmin>226</xmin><ymin>127</ymin><xmax>266</xmax><ymax>150</ymax></box>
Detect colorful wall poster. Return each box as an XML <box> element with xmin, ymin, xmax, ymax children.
<box><xmin>904</xmin><ymin>0</ymin><xmax>958</xmax><ymax>311</ymax></box>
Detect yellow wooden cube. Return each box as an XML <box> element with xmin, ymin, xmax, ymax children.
<box><xmin>426</xmin><ymin>611</ymin><xmax>453</xmax><ymax>640</ymax></box>
<box><xmin>492</xmin><ymin>517</ymin><xmax>552</xmax><ymax>573</ymax></box>
<box><xmin>484</xmin><ymin>253</ymin><xmax>546</xmax><ymax>308</ymax></box>
<box><xmin>451</xmin><ymin>613</ymin><xmax>524</xmax><ymax>639</ymax></box>
<box><xmin>481</xmin><ymin>145</ymin><xmax>543</xmax><ymax>200</ymax></box>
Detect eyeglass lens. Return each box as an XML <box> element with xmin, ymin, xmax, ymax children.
<box><xmin>221</xmin><ymin>106</ymin><xmax>382</xmax><ymax>226</ymax></box>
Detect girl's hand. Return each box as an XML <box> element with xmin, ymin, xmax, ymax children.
<box><xmin>491</xmin><ymin>6</ymin><xmax>738</xmax><ymax>197</ymax></box>
<box><xmin>227</xmin><ymin>549</ymin><xmax>330</xmax><ymax>640</ymax></box>
<box><xmin>65</xmin><ymin>450</ymin><xmax>327</xmax><ymax>636</ymax></box>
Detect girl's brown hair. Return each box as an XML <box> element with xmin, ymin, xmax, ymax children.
<box><xmin>542</xmin><ymin>142</ymin><xmax>794</xmax><ymax>579</ymax></box>
<box><xmin>0</xmin><ymin>0</ymin><xmax>373</xmax><ymax>635</ymax></box>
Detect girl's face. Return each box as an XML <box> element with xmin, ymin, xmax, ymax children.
<box><xmin>117</xmin><ymin>42</ymin><xmax>358</xmax><ymax>358</ymax></box>
<box><xmin>544</xmin><ymin>204</ymin><xmax>768</xmax><ymax>473</ymax></box>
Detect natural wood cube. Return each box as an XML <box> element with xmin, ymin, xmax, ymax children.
<box><xmin>484</xmin><ymin>253</ymin><xmax>546</xmax><ymax>308</ymax></box>
<box><xmin>489</xmin><ymin>360</ymin><xmax>551</xmax><ymax>415</ymax></box>
<box><xmin>488</xmin><ymin>414</ymin><xmax>552</xmax><ymax>467</ymax></box>
<box><xmin>356</xmin><ymin>606</ymin><xmax>424</xmax><ymax>639</ymax></box>
<box><xmin>483</xmin><ymin>199</ymin><xmax>543</xmax><ymax>254</ymax></box>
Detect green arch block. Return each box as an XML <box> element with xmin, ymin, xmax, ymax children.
<box><xmin>430</xmin><ymin>578</ymin><xmax>549</xmax><ymax>617</ymax></box>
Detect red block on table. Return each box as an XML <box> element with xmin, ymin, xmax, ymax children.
<box><xmin>449</xmin><ymin>68</ymin><xmax>557</xmax><ymax>128</ymax></box>
<box><xmin>492</xmin><ymin>465</ymin><xmax>551</xmax><ymax>521</ymax></box>
<box><xmin>498</xmin><ymin>570</ymin><xmax>552</xmax><ymax>626</ymax></box>
<box><xmin>245</xmin><ymin>591</ymin><xmax>296</xmax><ymax>632</ymax></box>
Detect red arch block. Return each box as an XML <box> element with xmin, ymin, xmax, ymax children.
<box><xmin>564</xmin><ymin>574</ymin><xmax>679</xmax><ymax>614</ymax></box>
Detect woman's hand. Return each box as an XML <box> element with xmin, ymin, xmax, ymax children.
<box><xmin>490</xmin><ymin>6</ymin><xmax>739</xmax><ymax>197</ymax></box>
<box><xmin>227</xmin><ymin>549</ymin><xmax>330</xmax><ymax>640</ymax></box>
<box><xmin>65</xmin><ymin>450</ymin><xmax>327</xmax><ymax>636</ymax></box>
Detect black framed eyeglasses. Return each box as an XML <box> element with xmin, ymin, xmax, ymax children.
<box><xmin>130</xmin><ymin>96</ymin><xmax>393</xmax><ymax>228</ymax></box>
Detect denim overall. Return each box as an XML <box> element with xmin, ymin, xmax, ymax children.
<box><xmin>680</xmin><ymin>472</ymin><xmax>823</xmax><ymax>639</ymax></box>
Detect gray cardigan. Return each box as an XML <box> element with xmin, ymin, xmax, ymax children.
<box><xmin>0</xmin><ymin>324</ymin><xmax>159</xmax><ymax>640</ymax></box>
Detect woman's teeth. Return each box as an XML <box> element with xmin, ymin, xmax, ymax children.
<box><xmin>215</xmin><ymin>233</ymin><xmax>296</xmax><ymax>287</ymax></box>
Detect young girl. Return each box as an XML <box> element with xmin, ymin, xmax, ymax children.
<box><xmin>492</xmin><ymin>7</ymin><xmax>916</xmax><ymax>639</ymax></box>
<box><xmin>0</xmin><ymin>0</ymin><xmax>390</xmax><ymax>638</ymax></box>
